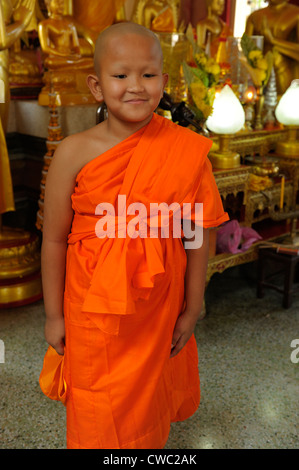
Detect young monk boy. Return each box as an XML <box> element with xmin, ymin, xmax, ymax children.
<box><xmin>40</xmin><ymin>22</ymin><xmax>228</xmax><ymax>449</ymax></box>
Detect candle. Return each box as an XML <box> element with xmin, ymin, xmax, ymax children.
<box><xmin>0</xmin><ymin>79</ymin><xmax>4</xmax><ymax>103</ymax></box>
<box><xmin>243</xmin><ymin>86</ymin><xmax>256</xmax><ymax>104</ymax></box>
<box><xmin>280</xmin><ymin>175</ymin><xmax>285</xmax><ymax>210</ymax></box>
<box><xmin>245</xmin><ymin>91</ymin><xmax>254</xmax><ymax>102</ymax></box>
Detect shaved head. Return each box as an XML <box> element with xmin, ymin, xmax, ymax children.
<box><xmin>93</xmin><ymin>22</ymin><xmax>163</xmax><ymax>76</ymax></box>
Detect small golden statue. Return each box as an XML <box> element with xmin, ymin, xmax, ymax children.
<box><xmin>196</xmin><ymin>0</ymin><xmax>232</xmax><ymax>58</ymax></box>
<box><xmin>38</xmin><ymin>0</ymin><xmax>95</xmax><ymax>106</ymax></box>
<box><xmin>132</xmin><ymin>0</ymin><xmax>180</xmax><ymax>32</ymax></box>
<box><xmin>245</xmin><ymin>0</ymin><xmax>299</xmax><ymax>95</ymax></box>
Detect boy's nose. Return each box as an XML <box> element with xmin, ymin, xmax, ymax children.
<box><xmin>127</xmin><ymin>77</ymin><xmax>145</xmax><ymax>93</ymax></box>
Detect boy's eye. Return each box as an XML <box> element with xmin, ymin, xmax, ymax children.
<box><xmin>144</xmin><ymin>74</ymin><xmax>156</xmax><ymax>78</ymax></box>
<box><xmin>113</xmin><ymin>74</ymin><xmax>127</xmax><ymax>79</ymax></box>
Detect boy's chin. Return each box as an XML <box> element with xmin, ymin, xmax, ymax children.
<box><xmin>119</xmin><ymin>112</ymin><xmax>154</xmax><ymax>124</ymax></box>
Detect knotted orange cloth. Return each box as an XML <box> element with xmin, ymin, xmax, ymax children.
<box><xmin>43</xmin><ymin>113</ymin><xmax>228</xmax><ymax>449</ymax></box>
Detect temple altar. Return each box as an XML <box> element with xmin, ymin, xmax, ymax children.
<box><xmin>1</xmin><ymin>0</ymin><xmax>299</xmax><ymax>308</ymax></box>
<box><xmin>6</xmin><ymin>100</ymin><xmax>299</xmax><ymax>282</ymax></box>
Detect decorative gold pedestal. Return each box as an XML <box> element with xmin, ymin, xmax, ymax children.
<box><xmin>38</xmin><ymin>70</ymin><xmax>96</xmax><ymax>107</ymax></box>
<box><xmin>208</xmin><ymin>134</ymin><xmax>240</xmax><ymax>169</ymax></box>
<box><xmin>0</xmin><ymin>227</ymin><xmax>42</xmax><ymax>308</ymax></box>
<box><xmin>276</xmin><ymin>126</ymin><xmax>299</xmax><ymax>157</ymax></box>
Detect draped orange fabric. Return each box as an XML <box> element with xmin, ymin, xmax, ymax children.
<box><xmin>47</xmin><ymin>113</ymin><xmax>228</xmax><ymax>449</ymax></box>
<box><xmin>39</xmin><ymin>346</ymin><xmax>67</xmax><ymax>405</ymax></box>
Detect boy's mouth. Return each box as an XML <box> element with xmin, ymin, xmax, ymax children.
<box><xmin>125</xmin><ymin>98</ymin><xmax>148</xmax><ymax>104</ymax></box>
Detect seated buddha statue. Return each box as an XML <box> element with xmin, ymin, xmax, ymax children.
<box><xmin>196</xmin><ymin>0</ymin><xmax>232</xmax><ymax>58</ymax></box>
<box><xmin>38</xmin><ymin>0</ymin><xmax>95</xmax><ymax>106</ymax></box>
<box><xmin>9</xmin><ymin>39</ymin><xmax>42</xmax><ymax>89</ymax></box>
<box><xmin>245</xmin><ymin>0</ymin><xmax>299</xmax><ymax>95</ymax></box>
<box><xmin>9</xmin><ymin>1</ymin><xmax>43</xmax><ymax>89</ymax></box>
<box><xmin>132</xmin><ymin>0</ymin><xmax>179</xmax><ymax>32</ymax></box>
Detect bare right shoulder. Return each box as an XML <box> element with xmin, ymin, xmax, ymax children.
<box><xmin>60</xmin><ymin>121</ymin><xmax>111</xmax><ymax>166</ymax></box>
<box><xmin>50</xmin><ymin>126</ymin><xmax>100</xmax><ymax>178</ymax></box>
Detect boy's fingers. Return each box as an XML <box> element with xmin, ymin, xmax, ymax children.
<box><xmin>54</xmin><ymin>340</ymin><xmax>65</xmax><ymax>356</ymax></box>
<box><xmin>170</xmin><ymin>335</ymin><xmax>184</xmax><ymax>358</ymax></box>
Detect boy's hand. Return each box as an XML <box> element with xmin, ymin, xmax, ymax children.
<box><xmin>45</xmin><ymin>317</ymin><xmax>65</xmax><ymax>356</ymax></box>
<box><xmin>170</xmin><ymin>309</ymin><xmax>199</xmax><ymax>358</ymax></box>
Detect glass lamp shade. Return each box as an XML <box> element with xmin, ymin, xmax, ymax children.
<box><xmin>275</xmin><ymin>79</ymin><xmax>299</xmax><ymax>125</ymax></box>
<box><xmin>206</xmin><ymin>85</ymin><xmax>245</xmax><ymax>134</ymax></box>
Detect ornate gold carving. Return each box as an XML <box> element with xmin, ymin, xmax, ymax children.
<box><xmin>245</xmin><ymin>183</ymin><xmax>293</xmax><ymax>226</ymax></box>
<box><xmin>207</xmin><ymin>244</ymin><xmax>259</xmax><ymax>283</ymax></box>
<box><xmin>0</xmin><ymin>228</ymin><xmax>42</xmax><ymax>307</ymax></box>
<box><xmin>0</xmin><ymin>229</ymin><xmax>41</xmax><ymax>279</ymax></box>
<box><xmin>36</xmin><ymin>88</ymin><xmax>64</xmax><ymax>231</ymax></box>
<box><xmin>206</xmin><ymin>127</ymin><xmax>299</xmax><ymax>289</ymax></box>
<box><xmin>213</xmin><ymin>166</ymin><xmax>250</xmax><ymax>201</ymax></box>
<box><xmin>212</xmin><ymin>128</ymin><xmax>288</xmax><ymax>159</ymax></box>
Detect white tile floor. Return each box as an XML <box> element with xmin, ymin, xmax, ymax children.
<box><xmin>0</xmin><ymin>263</ymin><xmax>298</xmax><ymax>449</ymax></box>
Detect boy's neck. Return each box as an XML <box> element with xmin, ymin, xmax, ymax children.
<box><xmin>104</xmin><ymin>114</ymin><xmax>153</xmax><ymax>143</ymax></box>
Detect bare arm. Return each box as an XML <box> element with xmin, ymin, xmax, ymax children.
<box><xmin>41</xmin><ymin>138</ymin><xmax>78</xmax><ymax>354</ymax></box>
<box><xmin>262</xmin><ymin>16</ymin><xmax>299</xmax><ymax>62</ymax></box>
<box><xmin>0</xmin><ymin>0</ymin><xmax>35</xmax><ymax>50</ymax></box>
<box><xmin>170</xmin><ymin>227</ymin><xmax>209</xmax><ymax>358</ymax></box>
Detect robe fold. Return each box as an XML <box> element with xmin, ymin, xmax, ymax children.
<box><xmin>50</xmin><ymin>113</ymin><xmax>228</xmax><ymax>449</ymax></box>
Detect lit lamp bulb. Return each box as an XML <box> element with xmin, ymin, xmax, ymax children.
<box><xmin>206</xmin><ymin>85</ymin><xmax>245</xmax><ymax>169</ymax></box>
<box><xmin>275</xmin><ymin>79</ymin><xmax>299</xmax><ymax>157</ymax></box>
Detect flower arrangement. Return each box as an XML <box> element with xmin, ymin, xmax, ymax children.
<box><xmin>183</xmin><ymin>26</ymin><xmax>220</xmax><ymax>121</ymax></box>
<box><xmin>240</xmin><ymin>33</ymin><xmax>273</xmax><ymax>88</ymax></box>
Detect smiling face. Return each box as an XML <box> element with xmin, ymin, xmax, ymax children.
<box><xmin>88</xmin><ymin>26</ymin><xmax>168</xmax><ymax>128</ymax></box>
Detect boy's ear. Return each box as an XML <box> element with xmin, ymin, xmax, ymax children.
<box><xmin>86</xmin><ymin>74</ymin><xmax>104</xmax><ymax>102</ymax></box>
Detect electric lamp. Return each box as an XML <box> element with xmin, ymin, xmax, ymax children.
<box><xmin>275</xmin><ymin>79</ymin><xmax>299</xmax><ymax>157</ymax></box>
<box><xmin>206</xmin><ymin>85</ymin><xmax>245</xmax><ymax>169</ymax></box>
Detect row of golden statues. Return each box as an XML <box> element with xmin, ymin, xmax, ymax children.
<box><xmin>0</xmin><ymin>0</ymin><xmax>298</xmax><ymax>307</ymax></box>
<box><xmin>3</xmin><ymin>1</ymin><xmax>299</xmax><ymax>106</ymax></box>
<box><xmin>1</xmin><ymin>0</ymin><xmax>299</xmax><ymax>215</ymax></box>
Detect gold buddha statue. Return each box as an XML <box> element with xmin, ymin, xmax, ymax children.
<box><xmin>131</xmin><ymin>0</ymin><xmax>179</xmax><ymax>32</ymax></box>
<box><xmin>38</xmin><ymin>0</ymin><xmax>95</xmax><ymax>106</ymax></box>
<box><xmin>9</xmin><ymin>1</ymin><xmax>43</xmax><ymax>89</ymax></box>
<box><xmin>9</xmin><ymin>39</ymin><xmax>42</xmax><ymax>88</ymax></box>
<box><xmin>0</xmin><ymin>0</ymin><xmax>36</xmax><ymax>216</ymax></box>
<box><xmin>196</xmin><ymin>0</ymin><xmax>232</xmax><ymax>58</ymax></box>
<box><xmin>71</xmin><ymin>0</ymin><xmax>126</xmax><ymax>34</ymax></box>
<box><xmin>245</xmin><ymin>0</ymin><xmax>299</xmax><ymax>95</ymax></box>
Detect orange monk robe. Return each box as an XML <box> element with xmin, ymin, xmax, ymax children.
<box><xmin>43</xmin><ymin>113</ymin><xmax>228</xmax><ymax>449</ymax></box>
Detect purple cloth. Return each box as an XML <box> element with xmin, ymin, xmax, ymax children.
<box><xmin>216</xmin><ymin>220</ymin><xmax>262</xmax><ymax>254</ymax></box>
